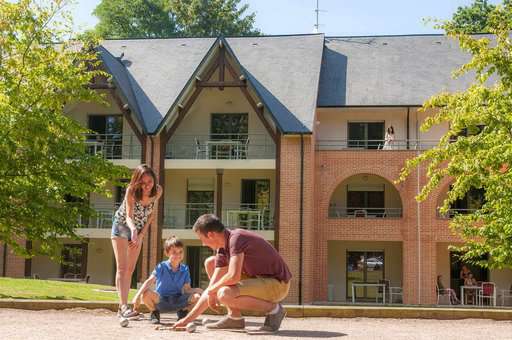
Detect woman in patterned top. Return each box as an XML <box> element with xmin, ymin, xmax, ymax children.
<box><xmin>111</xmin><ymin>164</ymin><xmax>162</xmax><ymax>320</ymax></box>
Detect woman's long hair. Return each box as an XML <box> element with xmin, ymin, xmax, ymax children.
<box><xmin>129</xmin><ymin>164</ymin><xmax>158</xmax><ymax>200</ymax></box>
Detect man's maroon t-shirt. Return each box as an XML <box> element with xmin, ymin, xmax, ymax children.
<box><xmin>215</xmin><ymin>229</ymin><xmax>292</xmax><ymax>283</ymax></box>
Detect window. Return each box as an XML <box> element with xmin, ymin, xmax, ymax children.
<box><xmin>347</xmin><ymin>184</ymin><xmax>385</xmax><ymax>217</ymax></box>
<box><xmin>348</xmin><ymin>122</ymin><xmax>384</xmax><ymax>149</ymax></box>
<box><xmin>61</xmin><ymin>244</ymin><xmax>88</xmax><ymax>278</ymax></box>
<box><xmin>211</xmin><ymin>113</ymin><xmax>248</xmax><ymax>139</ymax></box>
<box><xmin>450</xmin><ymin>188</ymin><xmax>485</xmax><ymax>215</ymax></box>
<box><xmin>347</xmin><ymin>251</ymin><xmax>385</xmax><ymax>299</ymax></box>
<box><xmin>88</xmin><ymin>115</ymin><xmax>123</xmax><ymax>158</ymax></box>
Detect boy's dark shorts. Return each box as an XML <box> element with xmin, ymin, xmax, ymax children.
<box><xmin>156</xmin><ymin>293</ymin><xmax>191</xmax><ymax>312</ymax></box>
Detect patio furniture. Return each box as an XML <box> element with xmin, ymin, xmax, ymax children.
<box><xmin>194</xmin><ymin>138</ymin><xmax>207</xmax><ymax>159</ymax></box>
<box><xmin>205</xmin><ymin>139</ymin><xmax>241</xmax><ymax>159</ymax></box>
<box><xmin>352</xmin><ymin>282</ymin><xmax>386</xmax><ymax>304</ymax></box>
<box><xmin>437</xmin><ymin>284</ymin><xmax>456</xmax><ymax>305</ymax></box>
<box><xmin>477</xmin><ymin>282</ymin><xmax>496</xmax><ymax>306</ymax></box>
<box><xmin>235</xmin><ymin>138</ymin><xmax>250</xmax><ymax>159</ymax></box>
<box><xmin>389</xmin><ymin>286</ymin><xmax>403</xmax><ymax>304</ymax></box>
<box><xmin>460</xmin><ymin>285</ymin><xmax>481</xmax><ymax>305</ymax></box>
<box><xmin>500</xmin><ymin>284</ymin><xmax>512</xmax><ymax>306</ymax></box>
<box><xmin>377</xmin><ymin>279</ymin><xmax>390</xmax><ymax>303</ymax></box>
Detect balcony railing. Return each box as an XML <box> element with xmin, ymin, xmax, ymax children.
<box><xmin>163</xmin><ymin>203</ymin><xmax>215</xmax><ymax>228</ymax></box>
<box><xmin>78</xmin><ymin>204</ymin><xmax>120</xmax><ymax>228</ymax></box>
<box><xmin>316</xmin><ymin>139</ymin><xmax>439</xmax><ymax>151</ymax></box>
<box><xmin>163</xmin><ymin>203</ymin><xmax>274</xmax><ymax>230</ymax></box>
<box><xmin>85</xmin><ymin>133</ymin><xmax>142</xmax><ymax>160</ymax></box>
<box><xmin>328</xmin><ymin>207</ymin><xmax>403</xmax><ymax>218</ymax></box>
<box><xmin>437</xmin><ymin>208</ymin><xmax>477</xmax><ymax>219</ymax></box>
<box><xmin>166</xmin><ymin>134</ymin><xmax>275</xmax><ymax>160</ymax></box>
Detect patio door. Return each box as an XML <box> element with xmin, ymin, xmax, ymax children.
<box><xmin>241</xmin><ymin>179</ymin><xmax>270</xmax><ymax>228</ymax></box>
<box><xmin>187</xmin><ymin>246</ymin><xmax>213</xmax><ymax>289</ymax></box>
<box><xmin>186</xmin><ymin>178</ymin><xmax>214</xmax><ymax>226</ymax></box>
<box><xmin>346</xmin><ymin>251</ymin><xmax>384</xmax><ymax>300</ymax></box>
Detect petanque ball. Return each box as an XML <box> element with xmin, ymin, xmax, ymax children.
<box><xmin>119</xmin><ymin>317</ymin><xmax>129</xmax><ymax>327</ymax></box>
<box><xmin>186</xmin><ymin>322</ymin><xmax>197</xmax><ymax>333</ymax></box>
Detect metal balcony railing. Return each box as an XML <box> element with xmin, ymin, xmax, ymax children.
<box><xmin>163</xmin><ymin>203</ymin><xmax>274</xmax><ymax>230</ymax></box>
<box><xmin>437</xmin><ymin>208</ymin><xmax>477</xmax><ymax>219</ymax></box>
<box><xmin>316</xmin><ymin>139</ymin><xmax>439</xmax><ymax>151</ymax></box>
<box><xmin>84</xmin><ymin>133</ymin><xmax>142</xmax><ymax>160</ymax></box>
<box><xmin>166</xmin><ymin>133</ymin><xmax>275</xmax><ymax>160</ymax></box>
<box><xmin>328</xmin><ymin>207</ymin><xmax>403</xmax><ymax>218</ymax></box>
<box><xmin>77</xmin><ymin>204</ymin><xmax>120</xmax><ymax>228</ymax></box>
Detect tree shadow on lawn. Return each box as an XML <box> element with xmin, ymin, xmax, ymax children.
<box><xmin>0</xmin><ymin>294</ymin><xmax>84</xmax><ymax>300</ymax></box>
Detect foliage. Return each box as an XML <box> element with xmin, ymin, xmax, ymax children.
<box><xmin>399</xmin><ymin>2</ymin><xmax>512</xmax><ymax>269</ymax></box>
<box><xmin>0</xmin><ymin>0</ymin><xmax>129</xmax><ymax>258</ymax></box>
<box><xmin>451</xmin><ymin>0</ymin><xmax>498</xmax><ymax>33</ymax></box>
<box><xmin>92</xmin><ymin>0</ymin><xmax>259</xmax><ymax>38</ymax></box>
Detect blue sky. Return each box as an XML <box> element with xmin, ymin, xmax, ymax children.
<box><xmin>72</xmin><ymin>0</ymin><xmax>502</xmax><ymax>36</ymax></box>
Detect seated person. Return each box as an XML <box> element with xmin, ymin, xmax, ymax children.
<box><xmin>436</xmin><ymin>275</ymin><xmax>460</xmax><ymax>304</ymax></box>
<box><xmin>464</xmin><ymin>273</ymin><xmax>478</xmax><ymax>304</ymax></box>
<box><xmin>131</xmin><ymin>236</ymin><xmax>202</xmax><ymax>324</ymax></box>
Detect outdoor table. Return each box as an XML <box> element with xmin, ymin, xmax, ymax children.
<box><xmin>351</xmin><ymin>282</ymin><xmax>385</xmax><ymax>304</ymax></box>
<box><xmin>226</xmin><ymin>209</ymin><xmax>262</xmax><ymax>229</ymax></box>
<box><xmin>205</xmin><ymin>140</ymin><xmax>241</xmax><ymax>159</ymax></box>
<box><xmin>460</xmin><ymin>285</ymin><xmax>481</xmax><ymax>305</ymax></box>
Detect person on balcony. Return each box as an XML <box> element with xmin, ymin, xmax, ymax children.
<box><xmin>382</xmin><ymin>125</ymin><xmax>395</xmax><ymax>150</ymax></box>
<box><xmin>173</xmin><ymin>214</ymin><xmax>291</xmax><ymax>332</ymax></box>
<box><xmin>111</xmin><ymin>164</ymin><xmax>162</xmax><ymax>323</ymax></box>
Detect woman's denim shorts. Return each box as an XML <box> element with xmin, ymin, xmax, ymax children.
<box><xmin>111</xmin><ymin>217</ymin><xmax>133</xmax><ymax>240</ymax></box>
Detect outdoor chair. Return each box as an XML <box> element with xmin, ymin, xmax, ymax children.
<box><xmin>235</xmin><ymin>138</ymin><xmax>249</xmax><ymax>159</ymax></box>
<box><xmin>377</xmin><ymin>279</ymin><xmax>390</xmax><ymax>304</ymax></box>
<box><xmin>436</xmin><ymin>285</ymin><xmax>455</xmax><ymax>305</ymax></box>
<box><xmin>389</xmin><ymin>286</ymin><xmax>403</xmax><ymax>304</ymax></box>
<box><xmin>477</xmin><ymin>282</ymin><xmax>496</xmax><ymax>306</ymax></box>
<box><xmin>194</xmin><ymin>138</ymin><xmax>207</xmax><ymax>159</ymax></box>
<box><xmin>500</xmin><ymin>284</ymin><xmax>512</xmax><ymax>306</ymax></box>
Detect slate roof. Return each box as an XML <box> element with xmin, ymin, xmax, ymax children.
<box><xmin>97</xmin><ymin>33</ymin><xmax>486</xmax><ymax>134</ymax></box>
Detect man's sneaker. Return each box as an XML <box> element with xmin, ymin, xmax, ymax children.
<box><xmin>150</xmin><ymin>310</ymin><xmax>161</xmax><ymax>324</ymax></box>
<box><xmin>260</xmin><ymin>304</ymin><xmax>286</xmax><ymax>332</ymax></box>
<box><xmin>176</xmin><ymin>309</ymin><xmax>188</xmax><ymax>320</ymax></box>
<box><xmin>206</xmin><ymin>316</ymin><xmax>245</xmax><ymax>330</ymax></box>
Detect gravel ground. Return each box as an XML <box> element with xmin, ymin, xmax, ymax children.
<box><xmin>1</xmin><ymin>308</ymin><xmax>512</xmax><ymax>340</ymax></box>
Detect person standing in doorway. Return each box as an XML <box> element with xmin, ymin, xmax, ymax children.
<box><xmin>382</xmin><ymin>125</ymin><xmax>395</xmax><ymax>150</ymax></box>
<box><xmin>111</xmin><ymin>164</ymin><xmax>162</xmax><ymax>322</ymax></box>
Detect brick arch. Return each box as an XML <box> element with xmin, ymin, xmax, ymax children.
<box><xmin>326</xmin><ymin>171</ymin><xmax>405</xmax><ymax>205</ymax></box>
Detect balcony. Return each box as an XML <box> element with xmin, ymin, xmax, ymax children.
<box><xmin>316</xmin><ymin>139</ymin><xmax>439</xmax><ymax>151</ymax></box>
<box><xmin>163</xmin><ymin>203</ymin><xmax>274</xmax><ymax>230</ymax></box>
<box><xmin>437</xmin><ymin>208</ymin><xmax>477</xmax><ymax>219</ymax></box>
<box><xmin>329</xmin><ymin>207</ymin><xmax>403</xmax><ymax>219</ymax></box>
<box><xmin>77</xmin><ymin>204</ymin><xmax>119</xmax><ymax>229</ymax></box>
<box><xmin>85</xmin><ymin>133</ymin><xmax>142</xmax><ymax>160</ymax></box>
<box><xmin>166</xmin><ymin>134</ymin><xmax>275</xmax><ymax>160</ymax></box>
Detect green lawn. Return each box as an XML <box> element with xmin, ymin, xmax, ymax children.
<box><xmin>0</xmin><ymin>277</ymin><xmax>136</xmax><ymax>301</ymax></box>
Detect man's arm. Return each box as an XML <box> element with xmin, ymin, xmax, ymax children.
<box><xmin>173</xmin><ymin>266</ymin><xmax>228</xmax><ymax>328</ymax></box>
<box><xmin>207</xmin><ymin>253</ymin><xmax>244</xmax><ymax>295</ymax></box>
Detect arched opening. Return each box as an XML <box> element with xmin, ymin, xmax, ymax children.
<box><xmin>328</xmin><ymin>174</ymin><xmax>403</xmax><ymax>218</ymax></box>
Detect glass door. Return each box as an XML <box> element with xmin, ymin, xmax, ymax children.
<box><xmin>187</xmin><ymin>246</ymin><xmax>214</xmax><ymax>289</ymax></box>
<box><xmin>346</xmin><ymin>251</ymin><xmax>385</xmax><ymax>300</ymax></box>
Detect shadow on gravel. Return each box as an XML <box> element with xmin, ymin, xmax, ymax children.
<box><xmin>274</xmin><ymin>330</ymin><xmax>346</xmax><ymax>338</ymax></box>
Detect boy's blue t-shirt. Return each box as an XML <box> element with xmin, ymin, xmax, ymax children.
<box><xmin>151</xmin><ymin>261</ymin><xmax>191</xmax><ymax>297</ymax></box>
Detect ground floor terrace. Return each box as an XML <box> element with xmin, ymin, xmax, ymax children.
<box><xmin>13</xmin><ymin>236</ymin><xmax>512</xmax><ymax>308</ymax></box>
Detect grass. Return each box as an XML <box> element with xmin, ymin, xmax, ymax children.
<box><xmin>0</xmin><ymin>277</ymin><xmax>136</xmax><ymax>301</ymax></box>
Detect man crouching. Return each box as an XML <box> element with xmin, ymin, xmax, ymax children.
<box><xmin>173</xmin><ymin>214</ymin><xmax>291</xmax><ymax>332</ymax></box>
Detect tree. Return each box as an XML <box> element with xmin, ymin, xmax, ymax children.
<box><xmin>93</xmin><ymin>0</ymin><xmax>177</xmax><ymax>39</ymax></box>
<box><xmin>398</xmin><ymin>2</ymin><xmax>512</xmax><ymax>269</ymax></box>
<box><xmin>452</xmin><ymin>0</ymin><xmax>497</xmax><ymax>33</ymax></box>
<box><xmin>92</xmin><ymin>0</ymin><xmax>260</xmax><ymax>38</ymax></box>
<box><xmin>0</xmin><ymin>0</ymin><xmax>129</xmax><ymax>258</ymax></box>
<box><xmin>168</xmin><ymin>0</ymin><xmax>260</xmax><ymax>37</ymax></box>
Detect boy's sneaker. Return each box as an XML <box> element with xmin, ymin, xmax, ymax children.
<box><xmin>150</xmin><ymin>310</ymin><xmax>161</xmax><ymax>324</ymax></box>
<box><xmin>206</xmin><ymin>316</ymin><xmax>245</xmax><ymax>330</ymax></box>
<box><xmin>259</xmin><ymin>304</ymin><xmax>286</xmax><ymax>332</ymax></box>
<box><xmin>176</xmin><ymin>309</ymin><xmax>188</xmax><ymax>320</ymax></box>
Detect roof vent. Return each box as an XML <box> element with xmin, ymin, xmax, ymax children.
<box><xmin>252</xmin><ymin>43</ymin><xmax>258</xmax><ymax>46</ymax></box>
<box><xmin>382</xmin><ymin>42</ymin><xmax>388</xmax><ymax>46</ymax></box>
<box><xmin>181</xmin><ymin>43</ymin><xmax>187</xmax><ymax>46</ymax></box>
